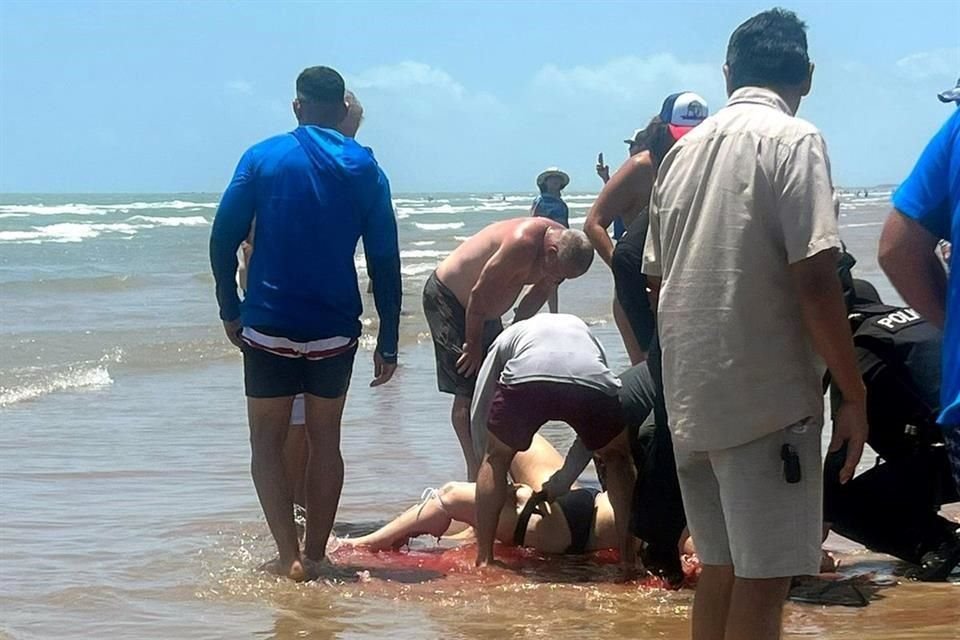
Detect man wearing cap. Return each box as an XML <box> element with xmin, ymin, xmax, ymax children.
<box><xmin>585</xmin><ymin>91</ymin><xmax>709</xmax><ymax>583</ymax></box>
<box><xmin>879</xmin><ymin>80</ymin><xmax>960</xmax><ymax>505</ymax></box>
<box><xmin>531</xmin><ymin>167</ymin><xmax>571</xmax><ymax>312</ymax></box>
<box><xmin>210</xmin><ymin>66</ymin><xmax>401</xmax><ymax>581</ymax></box>
<box><xmin>643</xmin><ymin>10</ymin><xmax>867</xmax><ymax>639</ymax></box>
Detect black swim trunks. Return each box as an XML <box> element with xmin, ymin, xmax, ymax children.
<box><xmin>242</xmin><ymin>339</ymin><xmax>358</xmax><ymax>399</ymax></box>
<box><xmin>422</xmin><ymin>271</ymin><xmax>503</xmax><ymax>396</ymax></box>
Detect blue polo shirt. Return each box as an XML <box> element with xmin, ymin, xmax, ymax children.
<box><xmin>531</xmin><ymin>193</ymin><xmax>569</xmax><ymax>227</ymax></box>
<box><xmin>892</xmin><ymin>109</ymin><xmax>960</xmax><ymax>425</ymax></box>
<box><xmin>210</xmin><ymin>125</ymin><xmax>401</xmax><ymax>360</ymax></box>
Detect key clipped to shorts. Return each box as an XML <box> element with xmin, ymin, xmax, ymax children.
<box><xmin>781</xmin><ymin>444</ymin><xmax>802</xmax><ymax>483</ymax></box>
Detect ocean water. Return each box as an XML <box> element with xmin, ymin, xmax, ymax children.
<box><xmin>1</xmin><ymin>191</ymin><xmax>957</xmax><ymax>640</ymax></box>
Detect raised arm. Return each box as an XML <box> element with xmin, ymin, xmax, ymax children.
<box><xmin>585</xmin><ymin>156</ymin><xmax>653</xmax><ymax>267</ymax></box>
<box><xmin>210</xmin><ymin>150</ymin><xmax>257</xmax><ymax>347</ymax></box>
<box><xmin>360</xmin><ymin>165</ymin><xmax>402</xmax><ymax>386</ymax></box>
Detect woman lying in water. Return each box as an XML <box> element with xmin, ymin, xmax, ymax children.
<box><xmin>343</xmin><ymin>434</ymin><xmax>620</xmax><ymax>555</ymax></box>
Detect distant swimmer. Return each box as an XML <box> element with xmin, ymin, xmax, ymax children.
<box><xmin>210</xmin><ymin>66</ymin><xmax>401</xmax><ymax>581</ymax></box>
<box><xmin>423</xmin><ymin>217</ymin><xmax>594</xmax><ymax>480</ymax></box>
<box><xmin>469</xmin><ymin>314</ymin><xmax>636</xmax><ymax>576</ymax></box>
<box><xmin>530</xmin><ymin>167</ymin><xmax>571</xmax><ymax>313</ymax></box>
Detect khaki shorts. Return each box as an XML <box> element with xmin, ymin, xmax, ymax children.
<box><xmin>674</xmin><ymin>418</ymin><xmax>823</xmax><ymax>579</ymax></box>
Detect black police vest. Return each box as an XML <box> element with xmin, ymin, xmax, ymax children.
<box><xmin>846</xmin><ymin>303</ymin><xmax>942</xmax><ymax>443</ymax></box>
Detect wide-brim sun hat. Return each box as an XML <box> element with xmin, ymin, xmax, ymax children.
<box><xmin>536</xmin><ymin>167</ymin><xmax>570</xmax><ymax>189</ymax></box>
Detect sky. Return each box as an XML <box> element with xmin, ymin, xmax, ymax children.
<box><xmin>0</xmin><ymin>0</ymin><xmax>957</xmax><ymax>194</ymax></box>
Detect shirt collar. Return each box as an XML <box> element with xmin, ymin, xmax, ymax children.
<box><xmin>726</xmin><ymin>86</ymin><xmax>794</xmax><ymax>116</ymax></box>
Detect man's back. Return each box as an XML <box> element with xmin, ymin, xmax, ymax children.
<box><xmin>435</xmin><ymin>217</ymin><xmax>558</xmax><ymax>308</ymax></box>
<box><xmin>212</xmin><ymin>125</ymin><xmax>396</xmax><ymax>340</ymax></box>
<box><xmin>645</xmin><ymin>87</ymin><xmax>839</xmax><ymax>450</ymax></box>
<box><xmin>496</xmin><ymin>313</ymin><xmax>620</xmax><ymax>394</ymax></box>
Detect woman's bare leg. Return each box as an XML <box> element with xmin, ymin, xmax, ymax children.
<box><xmin>346</xmin><ymin>481</ymin><xmax>522</xmax><ymax>551</ymax></box>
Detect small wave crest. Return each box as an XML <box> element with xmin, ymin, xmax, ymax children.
<box><xmin>0</xmin><ymin>200</ymin><xmax>218</xmax><ymax>217</ymax></box>
<box><xmin>0</xmin><ymin>364</ymin><xmax>113</xmax><ymax>407</ymax></box>
<box><xmin>414</xmin><ymin>222</ymin><xmax>465</xmax><ymax>231</ymax></box>
<box><xmin>0</xmin><ymin>216</ymin><xmax>210</xmax><ymax>244</ymax></box>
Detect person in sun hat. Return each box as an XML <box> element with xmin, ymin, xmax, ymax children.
<box><xmin>530</xmin><ymin>167</ymin><xmax>571</xmax><ymax>312</ymax></box>
<box><xmin>531</xmin><ymin>167</ymin><xmax>571</xmax><ymax>227</ymax></box>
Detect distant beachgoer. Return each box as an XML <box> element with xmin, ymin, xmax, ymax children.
<box><xmin>422</xmin><ymin>218</ymin><xmax>594</xmax><ymax>481</ymax></box>
<box><xmin>530</xmin><ymin>168</ymin><xmax>571</xmax><ymax>313</ymax></box>
<box><xmin>643</xmin><ymin>11</ymin><xmax>867</xmax><ymax>639</ymax></box>
<box><xmin>343</xmin><ymin>434</ymin><xmax>625</xmax><ymax>556</ymax></box>
<box><xmin>469</xmin><ymin>314</ymin><xmax>636</xmax><ymax>576</ymax></box>
<box><xmin>210</xmin><ymin>66</ymin><xmax>401</xmax><ymax>581</ymax></box>
<box><xmin>879</xmin><ymin>108</ymin><xmax>960</xmax><ymax>502</ymax></box>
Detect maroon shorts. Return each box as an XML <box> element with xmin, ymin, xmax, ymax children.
<box><xmin>486</xmin><ymin>381</ymin><xmax>624</xmax><ymax>452</ymax></box>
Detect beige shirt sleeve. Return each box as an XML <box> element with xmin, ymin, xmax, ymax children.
<box><xmin>776</xmin><ymin>133</ymin><xmax>841</xmax><ymax>264</ymax></box>
<box><xmin>641</xmin><ymin>182</ymin><xmax>663</xmax><ymax>278</ymax></box>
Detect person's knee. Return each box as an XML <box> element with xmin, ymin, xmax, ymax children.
<box><xmin>483</xmin><ymin>438</ymin><xmax>515</xmax><ymax>473</ymax></box>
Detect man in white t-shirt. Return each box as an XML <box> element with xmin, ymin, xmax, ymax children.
<box><xmin>471</xmin><ymin>314</ymin><xmax>636</xmax><ymax>575</ymax></box>
<box><xmin>642</xmin><ymin>9</ymin><xmax>867</xmax><ymax>640</ymax></box>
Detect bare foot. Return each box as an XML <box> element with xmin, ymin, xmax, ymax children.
<box><xmin>303</xmin><ymin>556</ymin><xmax>355</xmax><ymax>582</ymax></box>
<box><xmin>258</xmin><ymin>556</ymin><xmax>307</xmax><ymax>582</ymax></box>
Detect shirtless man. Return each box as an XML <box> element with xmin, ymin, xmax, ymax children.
<box><xmin>423</xmin><ymin>217</ymin><xmax>594</xmax><ymax>480</ymax></box>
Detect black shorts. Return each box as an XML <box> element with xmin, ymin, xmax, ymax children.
<box><xmin>242</xmin><ymin>342</ymin><xmax>358</xmax><ymax>399</ymax></box>
<box><xmin>422</xmin><ymin>271</ymin><xmax>503</xmax><ymax>396</ymax></box>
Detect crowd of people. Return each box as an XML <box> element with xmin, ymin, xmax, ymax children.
<box><xmin>209</xmin><ymin>8</ymin><xmax>960</xmax><ymax>640</ymax></box>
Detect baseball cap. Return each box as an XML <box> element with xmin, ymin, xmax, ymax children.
<box><xmin>659</xmin><ymin>92</ymin><xmax>709</xmax><ymax>140</ymax></box>
<box><xmin>938</xmin><ymin>78</ymin><xmax>960</xmax><ymax>104</ymax></box>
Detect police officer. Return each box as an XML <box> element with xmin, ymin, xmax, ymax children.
<box><xmin>825</xmin><ymin>267</ymin><xmax>959</xmax><ymax>581</ymax></box>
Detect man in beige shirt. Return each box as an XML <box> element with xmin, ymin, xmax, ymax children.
<box><xmin>642</xmin><ymin>9</ymin><xmax>867</xmax><ymax>640</ymax></box>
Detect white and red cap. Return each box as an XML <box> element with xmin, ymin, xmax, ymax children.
<box><xmin>659</xmin><ymin>92</ymin><xmax>709</xmax><ymax>140</ymax></box>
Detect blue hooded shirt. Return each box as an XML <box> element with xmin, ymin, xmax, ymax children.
<box><xmin>209</xmin><ymin>126</ymin><xmax>401</xmax><ymax>360</ymax></box>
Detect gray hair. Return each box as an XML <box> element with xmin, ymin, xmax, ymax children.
<box><xmin>556</xmin><ymin>229</ymin><xmax>594</xmax><ymax>277</ymax></box>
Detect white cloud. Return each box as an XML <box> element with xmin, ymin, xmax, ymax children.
<box><xmin>352</xmin><ymin>61</ymin><xmax>466</xmax><ymax>98</ymax></box>
<box><xmin>895</xmin><ymin>48</ymin><xmax>960</xmax><ymax>81</ymax></box>
<box><xmin>225</xmin><ymin>80</ymin><xmax>254</xmax><ymax>95</ymax></box>
<box><xmin>531</xmin><ymin>54</ymin><xmax>722</xmax><ymax>103</ymax></box>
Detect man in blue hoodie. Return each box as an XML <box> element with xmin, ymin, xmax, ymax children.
<box><xmin>210</xmin><ymin>66</ymin><xmax>401</xmax><ymax>581</ymax></box>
